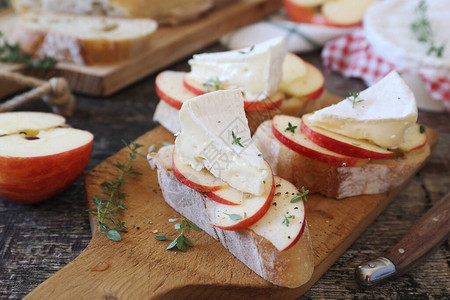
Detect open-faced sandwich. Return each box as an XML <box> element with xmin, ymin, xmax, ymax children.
<box><xmin>153</xmin><ymin>37</ymin><xmax>325</xmax><ymax>134</ymax></box>
<box><xmin>148</xmin><ymin>89</ymin><xmax>314</xmax><ymax>288</ymax></box>
<box><xmin>253</xmin><ymin>71</ymin><xmax>431</xmax><ymax>199</ymax></box>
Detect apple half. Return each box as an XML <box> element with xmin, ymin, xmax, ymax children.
<box><xmin>301</xmin><ymin>114</ymin><xmax>394</xmax><ymax>159</ymax></box>
<box><xmin>155</xmin><ymin>71</ymin><xmax>197</xmax><ymax>110</ymax></box>
<box><xmin>206</xmin><ymin>163</ymin><xmax>275</xmax><ymax>230</ymax></box>
<box><xmin>172</xmin><ymin>147</ymin><xmax>228</xmax><ymax>193</ymax></box>
<box><xmin>272</xmin><ymin>115</ymin><xmax>367</xmax><ymax>167</ymax></box>
<box><xmin>0</xmin><ymin>112</ymin><xmax>93</xmax><ymax>204</ymax></box>
<box><xmin>249</xmin><ymin>176</ymin><xmax>306</xmax><ymax>252</ymax></box>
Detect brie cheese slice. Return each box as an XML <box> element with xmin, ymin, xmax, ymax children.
<box><xmin>175</xmin><ymin>90</ymin><xmax>269</xmax><ymax>195</ymax></box>
<box><xmin>306</xmin><ymin>71</ymin><xmax>418</xmax><ymax>148</ymax></box>
<box><xmin>187</xmin><ymin>37</ymin><xmax>286</xmax><ymax>101</ymax></box>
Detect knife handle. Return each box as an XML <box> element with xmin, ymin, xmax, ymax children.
<box><xmin>355</xmin><ymin>193</ymin><xmax>450</xmax><ymax>287</ymax></box>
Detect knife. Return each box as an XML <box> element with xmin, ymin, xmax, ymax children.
<box><xmin>355</xmin><ymin>193</ymin><xmax>450</xmax><ymax>287</ymax></box>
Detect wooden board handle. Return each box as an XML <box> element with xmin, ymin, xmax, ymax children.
<box><xmin>384</xmin><ymin>193</ymin><xmax>450</xmax><ymax>275</ymax></box>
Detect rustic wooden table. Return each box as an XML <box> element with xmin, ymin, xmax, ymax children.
<box><xmin>0</xmin><ymin>45</ymin><xmax>449</xmax><ymax>299</ymax></box>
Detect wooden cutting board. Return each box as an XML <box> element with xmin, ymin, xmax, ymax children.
<box><xmin>0</xmin><ymin>0</ymin><xmax>280</xmax><ymax>97</ymax></box>
<box><xmin>23</xmin><ymin>123</ymin><xmax>438</xmax><ymax>299</ymax></box>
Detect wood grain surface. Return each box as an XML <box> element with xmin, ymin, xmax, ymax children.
<box><xmin>384</xmin><ymin>193</ymin><xmax>450</xmax><ymax>275</ymax></box>
<box><xmin>18</xmin><ymin>119</ymin><xmax>438</xmax><ymax>299</ymax></box>
<box><xmin>1</xmin><ymin>47</ymin><xmax>449</xmax><ymax>299</ymax></box>
<box><xmin>0</xmin><ymin>0</ymin><xmax>281</xmax><ymax>96</ymax></box>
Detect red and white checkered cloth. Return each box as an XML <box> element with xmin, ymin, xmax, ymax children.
<box><xmin>322</xmin><ymin>28</ymin><xmax>450</xmax><ymax>110</ymax></box>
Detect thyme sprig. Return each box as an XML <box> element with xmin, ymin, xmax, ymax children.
<box><xmin>231</xmin><ymin>131</ymin><xmax>244</xmax><ymax>147</ymax></box>
<box><xmin>411</xmin><ymin>0</ymin><xmax>445</xmax><ymax>57</ymax></box>
<box><xmin>290</xmin><ymin>186</ymin><xmax>309</xmax><ymax>204</ymax></box>
<box><xmin>89</xmin><ymin>141</ymin><xmax>145</xmax><ymax>241</ymax></box>
<box><xmin>347</xmin><ymin>91</ymin><xmax>364</xmax><ymax>108</ymax></box>
<box><xmin>203</xmin><ymin>77</ymin><xmax>222</xmax><ymax>91</ymax></box>
<box><xmin>161</xmin><ymin>218</ymin><xmax>202</xmax><ymax>252</ymax></box>
<box><xmin>285</xmin><ymin>122</ymin><xmax>297</xmax><ymax>133</ymax></box>
<box><xmin>282</xmin><ymin>214</ymin><xmax>293</xmax><ymax>227</ymax></box>
<box><xmin>0</xmin><ymin>31</ymin><xmax>57</xmax><ymax>74</ymax></box>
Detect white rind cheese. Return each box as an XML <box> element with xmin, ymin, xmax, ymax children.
<box><xmin>187</xmin><ymin>37</ymin><xmax>286</xmax><ymax>101</ymax></box>
<box><xmin>175</xmin><ymin>90</ymin><xmax>269</xmax><ymax>195</ymax></box>
<box><xmin>306</xmin><ymin>71</ymin><xmax>418</xmax><ymax>148</ymax></box>
<box><xmin>364</xmin><ymin>0</ymin><xmax>450</xmax><ymax>76</ymax></box>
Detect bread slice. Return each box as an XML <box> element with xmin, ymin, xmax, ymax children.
<box><xmin>12</xmin><ymin>0</ymin><xmax>235</xmax><ymax>25</ymax></box>
<box><xmin>14</xmin><ymin>12</ymin><xmax>157</xmax><ymax>65</ymax></box>
<box><xmin>148</xmin><ymin>146</ymin><xmax>314</xmax><ymax>288</ymax></box>
<box><xmin>253</xmin><ymin>120</ymin><xmax>431</xmax><ymax>199</ymax></box>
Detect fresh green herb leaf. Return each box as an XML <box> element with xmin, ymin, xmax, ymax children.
<box><xmin>347</xmin><ymin>91</ymin><xmax>364</xmax><ymax>108</ymax></box>
<box><xmin>163</xmin><ymin>217</ymin><xmax>202</xmax><ymax>252</ymax></box>
<box><xmin>148</xmin><ymin>144</ymin><xmax>156</xmax><ymax>153</ymax></box>
<box><xmin>419</xmin><ymin>124</ymin><xmax>426</xmax><ymax>133</ymax></box>
<box><xmin>106</xmin><ymin>230</ymin><xmax>121</xmax><ymax>241</ymax></box>
<box><xmin>155</xmin><ymin>235</ymin><xmax>171</xmax><ymax>241</ymax></box>
<box><xmin>411</xmin><ymin>0</ymin><xmax>445</xmax><ymax>57</ymax></box>
<box><xmin>282</xmin><ymin>214</ymin><xmax>293</xmax><ymax>227</ymax></box>
<box><xmin>91</xmin><ymin>142</ymin><xmax>143</xmax><ymax>241</ymax></box>
<box><xmin>203</xmin><ymin>77</ymin><xmax>222</xmax><ymax>91</ymax></box>
<box><xmin>224</xmin><ymin>213</ymin><xmax>242</xmax><ymax>221</ymax></box>
<box><xmin>285</xmin><ymin>122</ymin><xmax>297</xmax><ymax>133</ymax></box>
<box><xmin>0</xmin><ymin>31</ymin><xmax>57</xmax><ymax>74</ymax></box>
<box><xmin>427</xmin><ymin>43</ymin><xmax>445</xmax><ymax>57</ymax></box>
<box><xmin>238</xmin><ymin>45</ymin><xmax>255</xmax><ymax>54</ymax></box>
<box><xmin>290</xmin><ymin>186</ymin><xmax>309</xmax><ymax>203</ymax></box>
<box><xmin>231</xmin><ymin>131</ymin><xmax>244</xmax><ymax>147</ymax></box>
<box><xmin>258</xmin><ymin>153</ymin><xmax>262</xmax><ymax>157</ymax></box>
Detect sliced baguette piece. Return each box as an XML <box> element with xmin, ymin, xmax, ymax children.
<box><xmin>148</xmin><ymin>145</ymin><xmax>314</xmax><ymax>288</ymax></box>
<box><xmin>14</xmin><ymin>12</ymin><xmax>157</xmax><ymax>65</ymax></box>
<box><xmin>253</xmin><ymin>120</ymin><xmax>431</xmax><ymax>199</ymax></box>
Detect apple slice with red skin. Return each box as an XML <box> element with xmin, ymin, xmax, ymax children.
<box><xmin>183</xmin><ymin>74</ymin><xmax>284</xmax><ymax>112</ymax></box>
<box><xmin>249</xmin><ymin>176</ymin><xmax>306</xmax><ymax>252</ymax></box>
<box><xmin>398</xmin><ymin>124</ymin><xmax>427</xmax><ymax>152</ymax></box>
<box><xmin>155</xmin><ymin>70</ymin><xmax>197</xmax><ymax>110</ymax></box>
<box><xmin>281</xmin><ymin>52</ymin><xmax>308</xmax><ymax>85</ymax></box>
<box><xmin>206</xmin><ymin>161</ymin><xmax>275</xmax><ymax>205</ymax></box>
<box><xmin>206</xmin><ymin>185</ymin><xmax>244</xmax><ymax>206</ymax></box>
<box><xmin>272</xmin><ymin>115</ymin><xmax>367</xmax><ymax>167</ymax></box>
<box><xmin>301</xmin><ymin>114</ymin><xmax>394</xmax><ymax>159</ymax></box>
<box><xmin>279</xmin><ymin>62</ymin><xmax>324</xmax><ymax>101</ymax></box>
<box><xmin>0</xmin><ymin>112</ymin><xmax>93</xmax><ymax>204</ymax></box>
<box><xmin>172</xmin><ymin>147</ymin><xmax>228</xmax><ymax>193</ymax></box>
<box><xmin>243</xmin><ymin>91</ymin><xmax>284</xmax><ymax>112</ymax></box>
<box><xmin>206</xmin><ymin>163</ymin><xmax>275</xmax><ymax>230</ymax></box>
<box><xmin>183</xmin><ymin>74</ymin><xmax>208</xmax><ymax>96</ymax></box>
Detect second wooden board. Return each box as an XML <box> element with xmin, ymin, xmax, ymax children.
<box><xmin>0</xmin><ymin>0</ymin><xmax>281</xmax><ymax>96</ymax></box>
